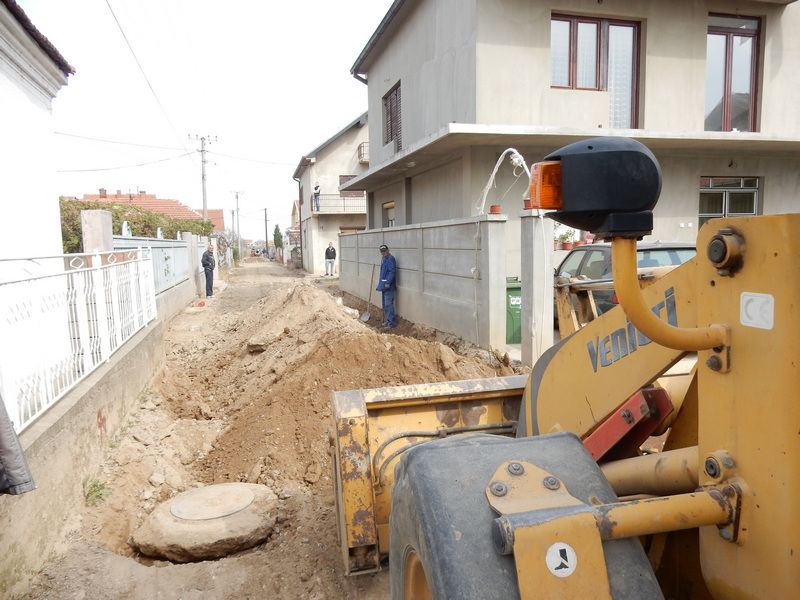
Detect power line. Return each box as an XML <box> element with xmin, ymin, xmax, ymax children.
<box><xmin>54</xmin><ymin>131</ymin><xmax>184</xmax><ymax>151</ymax></box>
<box><xmin>104</xmin><ymin>0</ymin><xmax>191</xmax><ymax>155</ymax></box>
<box><xmin>57</xmin><ymin>152</ymin><xmax>194</xmax><ymax>173</ymax></box>
<box><xmin>207</xmin><ymin>150</ymin><xmax>296</xmax><ymax>167</ymax></box>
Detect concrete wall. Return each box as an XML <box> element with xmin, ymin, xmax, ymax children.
<box><xmin>474</xmin><ymin>0</ymin><xmax>800</xmax><ymax>134</ymax></box>
<box><xmin>339</xmin><ymin>214</ymin><xmax>507</xmax><ymax>348</ymax></box>
<box><xmin>365</xmin><ymin>0</ymin><xmax>478</xmax><ymax>168</ymax></box>
<box><xmin>0</xmin><ymin>278</ymin><xmax>196</xmax><ymax>596</ymax></box>
<box><xmin>410</xmin><ymin>158</ymin><xmax>465</xmax><ymax>223</ymax></box>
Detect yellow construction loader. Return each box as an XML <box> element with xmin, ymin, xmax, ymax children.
<box><xmin>330</xmin><ymin>136</ymin><xmax>798</xmax><ymax>599</ymax></box>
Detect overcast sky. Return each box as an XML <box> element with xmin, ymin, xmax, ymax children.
<box><xmin>19</xmin><ymin>0</ymin><xmax>393</xmax><ymax>240</ymax></box>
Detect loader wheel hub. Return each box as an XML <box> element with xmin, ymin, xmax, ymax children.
<box><xmin>404</xmin><ymin>550</ymin><xmax>432</xmax><ymax>600</ymax></box>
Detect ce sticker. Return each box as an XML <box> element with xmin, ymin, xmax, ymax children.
<box><xmin>740</xmin><ymin>292</ymin><xmax>774</xmax><ymax>330</ymax></box>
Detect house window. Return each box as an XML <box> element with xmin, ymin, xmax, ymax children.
<box><xmin>699</xmin><ymin>177</ymin><xmax>759</xmax><ymax>226</ymax></box>
<box><xmin>382</xmin><ymin>201</ymin><xmax>396</xmax><ymax>228</ymax></box>
<box><xmin>383</xmin><ymin>82</ymin><xmax>402</xmax><ymax>149</ymax></box>
<box><xmin>705</xmin><ymin>15</ymin><xmax>759</xmax><ymax>132</ymax></box>
<box><xmin>550</xmin><ymin>14</ymin><xmax>639</xmax><ymax>128</ymax></box>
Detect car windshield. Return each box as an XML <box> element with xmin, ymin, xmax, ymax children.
<box><xmin>636</xmin><ymin>248</ymin><xmax>696</xmax><ymax>268</ymax></box>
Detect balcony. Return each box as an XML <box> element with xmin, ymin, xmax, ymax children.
<box><xmin>358</xmin><ymin>142</ymin><xmax>369</xmax><ymax>164</ymax></box>
<box><xmin>313</xmin><ymin>193</ymin><xmax>367</xmax><ymax>214</ymax></box>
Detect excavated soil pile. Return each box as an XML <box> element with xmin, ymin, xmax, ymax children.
<box><xmin>27</xmin><ymin>269</ymin><xmax>513</xmax><ymax>600</ymax></box>
<box><xmin>160</xmin><ymin>281</ymin><xmax>509</xmax><ymax>485</ymax></box>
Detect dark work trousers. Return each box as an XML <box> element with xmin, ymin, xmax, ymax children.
<box><xmin>205</xmin><ymin>269</ymin><xmax>213</xmax><ymax>297</ymax></box>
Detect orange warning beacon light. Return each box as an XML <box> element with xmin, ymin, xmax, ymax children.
<box><xmin>529</xmin><ymin>161</ymin><xmax>562</xmax><ymax>210</ymax></box>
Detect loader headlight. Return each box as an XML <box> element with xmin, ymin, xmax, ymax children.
<box><xmin>536</xmin><ymin>137</ymin><xmax>662</xmax><ymax>239</ymax></box>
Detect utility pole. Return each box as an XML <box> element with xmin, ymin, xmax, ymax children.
<box><xmin>234</xmin><ymin>191</ymin><xmax>242</xmax><ymax>259</ymax></box>
<box><xmin>189</xmin><ymin>134</ymin><xmax>216</xmax><ymax>220</ymax></box>
<box><xmin>264</xmin><ymin>208</ymin><xmax>278</xmax><ymax>253</ymax></box>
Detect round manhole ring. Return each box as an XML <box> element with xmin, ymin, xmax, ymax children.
<box><xmin>170</xmin><ymin>484</ymin><xmax>256</xmax><ymax>521</ymax></box>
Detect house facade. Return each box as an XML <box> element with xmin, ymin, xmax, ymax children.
<box><xmin>0</xmin><ymin>0</ymin><xmax>72</xmax><ymax>264</ymax></box>
<box><xmin>344</xmin><ymin>0</ymin><xmax>800</xmax><ymax>280</ymax></box>
<box><xmin>293</xmin><ymin>112</ymin><xmax>369</xmax><ymax>275</ymax></box>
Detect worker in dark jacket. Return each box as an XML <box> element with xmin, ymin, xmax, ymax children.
<box><xmin>201</xmin><ymin>243</ymin><xmax>215</xmax><ymax>297</ymax></box>
<box><xmin>324</xmin><ymin>242</ymin><xmax>336</xmax><ymax>276</ymax></box>
<box><xmin>0</xmin><ymin>391</ymin><xmax>35</xmax><ymax>495</ymax></box>
<box><xmin>377</xmin><ymin>244</ymin><xmax>397</xmax><ymax>329</ymax></box>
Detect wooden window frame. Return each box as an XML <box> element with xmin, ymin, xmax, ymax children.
<box><xmin>382</xmin><ymin>82</ymin><xmax>402</xmax><ymax>150</ymax></box>
<box><xmin>706</xmin><ymin>14</ymin><xmax>760</xmax><ymax>132</ymax></box>
<box><xmin>551</xmin><ymin>14</ymin><xmax>640</xmax><ymax>127</ymax></box>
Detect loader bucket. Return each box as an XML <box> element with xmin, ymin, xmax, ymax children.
<box><xmin>329</xmin><ymin>375</ymin><xmax>528</xmax><ymax>574</ymax></box>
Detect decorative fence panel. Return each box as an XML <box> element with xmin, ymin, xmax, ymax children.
<box><xmin>113</xmin><ymin>235</ymin><xmax>189</xmax><ymax>294</ymax></box>
<box><xmin>0</xmin><ymin>249</ymin><xmax>156</xmax><ymax>432</ymax></box>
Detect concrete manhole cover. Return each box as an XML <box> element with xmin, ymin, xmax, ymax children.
<box><xmin>170</xmin><ymin>485</ymin><xmax>255</xmax><ymax>520</ymax></box>
<box><xmin>131</xmin><ymin>483</ymin><xmax>279</xmax><ymax>562</ymax></box>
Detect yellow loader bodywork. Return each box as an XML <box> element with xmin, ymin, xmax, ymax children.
<box><xmin>331</xmin><ymin>258</ymin><xmax>697</xmax><ymax>575</ymax></box>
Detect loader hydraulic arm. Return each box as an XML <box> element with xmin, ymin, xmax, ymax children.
<box><xmin>612</xmin><ymin>239</ymin><xmax>728</xmax><ymax>351</ymax></box>
<box><xmin>518</xmin><ymin>256</ymin><xmax>697</xmax><ymax>439</ymax></box>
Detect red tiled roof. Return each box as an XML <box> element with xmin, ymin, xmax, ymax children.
<box><xmin>80</xmin><ymin>191</ymin><xmax>211</xmax><ymax>221</ymax></box>
<box><xmin>195</xmin><ymin>208</ymin><xmax>225</xmax><ymax>232</ymax></box>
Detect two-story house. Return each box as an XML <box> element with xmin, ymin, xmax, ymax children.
<box><xmin>343</xmin><ymin>0</ymin><xmax>800</xmax><ymax>282</ymax></box>
<box><xmin>293</xmin><ymin>112</ymin><xmax>370</xmax><ymax>275</ymax></box>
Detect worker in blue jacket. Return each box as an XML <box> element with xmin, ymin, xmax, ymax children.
<box><xmin>377</xmin><ymin>244</ymin><xmax>397</xmax><ymax>329</ymax></box>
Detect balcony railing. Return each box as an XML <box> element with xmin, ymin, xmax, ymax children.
<box><xmin>357</xmin><ymin>142</ymin><xmax>369</xmax><ymax>164</ymax></box>
<box><xmin>312</xmin><ymin>194</ymin><xmax>367</xmax><ymax>214</ymax></box>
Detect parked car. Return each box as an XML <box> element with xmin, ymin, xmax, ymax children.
<box><xmin>555</xmin><ymin>241</ymin><xmax>697</xmax><ymax>316</ymax></box>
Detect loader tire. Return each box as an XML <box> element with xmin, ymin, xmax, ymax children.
<box><xmin>390</xmin><ymin>432</ymin><xmax>663</xmax><ymax>600</ymax></box>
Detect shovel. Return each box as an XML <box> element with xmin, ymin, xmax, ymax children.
<box><xmin>360</xmin><ymin>264</ymin><xmax>376</xmax><ymax>322</ymax></box>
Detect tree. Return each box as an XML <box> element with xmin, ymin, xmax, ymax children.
<box><xmin>273</xmin><ymin>224</ymin><xmax>283</xmax><ymax>249</ymax></box>
<box><xmin>59</xmin><ymin>198</ymin><xmax>213</xmax><ymax>253</ymax></box>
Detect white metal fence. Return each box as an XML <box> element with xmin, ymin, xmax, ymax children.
<box><xmin>0</xmin><ymin>249</ymin><xmax>156</xmax><ymax>432</ymax></box>
<box><xmin>113</xmin><ymin>235</ymin><xmax>189</xmax><ymax>294</ymax></box>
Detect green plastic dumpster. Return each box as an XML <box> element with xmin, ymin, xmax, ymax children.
<box><xmin>506</xmin><ymin>277</ymin><xmax>521</xmax><ymax>344</ymax></box>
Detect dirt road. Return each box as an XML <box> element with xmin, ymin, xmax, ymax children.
<box><xmin>27</xmin><ymin>260</ymin><xmax>513</xmax><ymax>599</ymax></box>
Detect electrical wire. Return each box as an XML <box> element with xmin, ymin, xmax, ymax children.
<box><xmin>473</xmin><ymin>148</ymin><xmax>551</xmax><ymax>358</ymax></box>
<box><xmin>55</xmin><ymin>131</ymin><xmax>184</xmax><ymax>151</ymax></box>
<box><xmin>207</xmin><ymin>151</ymin><xmax>296</xmax><ymax>167</ymax></box>
<box><xmin>104</xmin><ymin>0</ymin><xmax>191</xmax><ymax>156</ymax></box>
<box><xmin>475</xmin><ymin>148</ymin><xmax>531</xmax><ymax>215</ymax></box>
<box><xmin>57</xmin><ymin>152</ymin><xmax>195</xmax><ymax>173</ymax></box>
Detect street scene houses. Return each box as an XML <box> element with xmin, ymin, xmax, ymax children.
<box><xmin>330</xmin><ymin>0</ymin><xmax>800</xmax><ymax>350</ymax></box>
<box><xmin>292</xmin><ymin>112</ymin><xmax>369</xmax><ymax>275</ymax></box>
<box><xmin>5</xmin><ymin>0</ymin><xmax>800</xmax><ymax>598</ymax></box>
<box><xmin>345</xmin><ymin>0</ymin><xmax>800</xmax><ymax>243</ymax></box>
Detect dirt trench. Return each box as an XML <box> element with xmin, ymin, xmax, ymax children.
<box><xmin>26</xmin><ymin>260</ymin><xmax>514</xmax><ymax>599</ymax></box>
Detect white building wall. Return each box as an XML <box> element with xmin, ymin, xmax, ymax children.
<box><xmin>651</xmin><ymin>152</ymin><xmax>800</xmax><ymax>242</ymax></box>
<box><xmin>0</xmin><ymin>54</ymin><xmax>63</xmax><ymax>261</ymax></box>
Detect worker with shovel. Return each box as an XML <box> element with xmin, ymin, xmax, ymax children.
<box><xmin>377</xmin><ymin>244</ymin><xmax>397</xmax><ymax>330</ymax></box>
